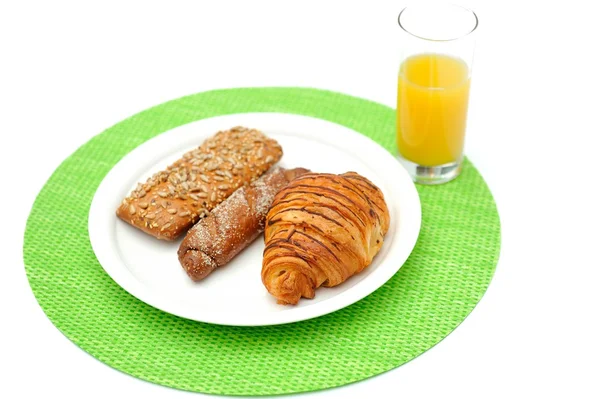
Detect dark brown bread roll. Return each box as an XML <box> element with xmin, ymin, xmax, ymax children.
<box><xmin>178</xmin><ymin>167</ymin><xmax>309</xmax><ymax>281</ymax></box>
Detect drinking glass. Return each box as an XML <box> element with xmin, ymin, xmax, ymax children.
<box><xmin>396</xmin><ymin>3</ymin><xmax>478</xmax><ymax>184</ymax></box>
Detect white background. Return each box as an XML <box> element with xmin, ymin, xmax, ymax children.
<box><xmin>1</xmin><ymin>0</ymin><xmax>599</xmax><ymax>398</ymax></box>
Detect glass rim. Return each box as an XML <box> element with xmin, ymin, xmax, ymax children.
<box><xmin>398</xmin><ymin>3</ymin><xmax>478</xmax><ymax>42</ymax></box>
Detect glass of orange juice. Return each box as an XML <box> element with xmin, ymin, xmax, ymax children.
<box><xmin>397</xmin><ymin>3</ymin><xmax>478</xmax><ymax>184</ymax></box>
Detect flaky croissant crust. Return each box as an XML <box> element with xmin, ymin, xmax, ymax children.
<box><xmin>262</xmin><ymin>172</ymin><xmax>390</xmax><ymax>304</ymax></box>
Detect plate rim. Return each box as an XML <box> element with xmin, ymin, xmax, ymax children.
<box><xmin>88</xmin><ymin>112</ymin><xmax>421</xmax><ymax>326</ymax></box>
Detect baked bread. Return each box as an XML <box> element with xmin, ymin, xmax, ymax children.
<box><xmin>116</xmin><ymin>126</ymin><xmax>282</xmax><ymax>240</ymax></box>
<box><xmin>178</xmin><ymin>167</ymin><xmax>309</xmax><ymax>281</ymax></box>
<box><xmin>261</xmin><ymin>172</ymin><xmax>390</xmax><ymax>304</ymax></box>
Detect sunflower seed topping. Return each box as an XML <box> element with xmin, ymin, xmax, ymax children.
<box><xmin>205</xmin><ymin>163</ymin><xmax>218</xmax><ymax>171</ymax></box>
<box><xmin>123</xmin><ymin>126</ymin><xmax>283</xmax><ymax>230</ymax></box>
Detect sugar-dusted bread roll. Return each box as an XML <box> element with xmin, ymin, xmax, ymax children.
<box><xmin>261</xmin><ymin>172</ymin><xmax>390</xmax><ymax>305</ymax></box>
<box><xmin>116</xmin><ymin>126</ymin><xmax>282</xmax><ymax>240</ymax></box>
<box><xmin>178</xmin><ymin>167</ymin><xmax>309</xmax><ymax>281</ymax></box>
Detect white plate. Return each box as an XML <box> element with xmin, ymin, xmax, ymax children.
<box><xmin>89</xmin><ymin>113</ymin><xmax>421</xmax><ymax>326</ymax></box>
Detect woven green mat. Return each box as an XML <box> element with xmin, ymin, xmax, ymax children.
<box><xmin>23</xmin><ymin>87</ymin><xmax>500</xmax><ymax>396</ymax></box>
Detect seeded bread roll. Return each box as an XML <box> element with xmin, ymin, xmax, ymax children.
<box><xmin>178</xmin><ymin>166</ymin><xmax>309</xmax><ymax>281</ymax></box>
<box><xmin>116</xmin><ymin>126</ymin><xmax>283</xmax><ymax>240</ymax></box>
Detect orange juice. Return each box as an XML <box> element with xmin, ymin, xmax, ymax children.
<box><xmin>396</xmin><ymin>53</ymin><xmax>471</xmax><ymax>166</ymax></box>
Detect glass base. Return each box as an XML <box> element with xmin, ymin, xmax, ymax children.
<box><xmin>398</xmin><ymin>156</ymin><xmax>462</xmax><ymax>185</ymax></box>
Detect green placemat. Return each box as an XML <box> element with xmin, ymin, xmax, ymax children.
<box><xmin>23</xmin><ymin>87</ymin><xmax>500</xmax><ymax>396</ymax></box>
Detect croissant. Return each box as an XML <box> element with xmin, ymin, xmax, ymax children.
<box><xmin>261</xmin><ymin>172</ymin><xmax>390</xmax><ymax>305</ymax></box>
